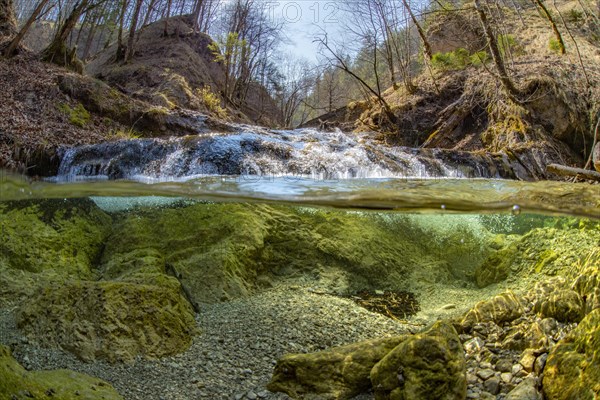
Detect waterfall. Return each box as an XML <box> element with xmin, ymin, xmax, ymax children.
<box><xmin>55</xmin><ymin>127</ymin><xmax>512</xmax><ymax>182</ymax></box>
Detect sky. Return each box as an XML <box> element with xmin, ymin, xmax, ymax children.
<box><xmin>269</xmin><ymin>1</ymin><xmax>344</xmax><ymax>64</ymax></box>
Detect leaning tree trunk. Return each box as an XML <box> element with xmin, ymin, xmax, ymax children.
<box><xmin>41</xmin><ymin>0</ymin><xmax>89</xmax><ymax>72</ymax></box>
<box><xmin>0</xmin><ymin>0</ymin><xmax>17</xmax><ymax>37</ymax></box>
<box><xmin>474</xmin><ymin>0</ymin><xmax>521</xmax><ymax>102</ymax></box>
<box><xmin>533</xmin><ymin>0</ymin><xmax>565</xmax><ymax>54</ymax></box>
<box><xmin>5</xmin><ymin>0</ymin><xmax>49</xmax><ymax>57</ymax></box>
<box><xmin>400</xmin><ymin>0</ymin><xmax>433</xmax><ymax>61</ymax></box>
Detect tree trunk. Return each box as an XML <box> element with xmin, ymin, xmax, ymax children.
<box><xmin>5</xmin><ymin>0</ymin><xmax>49</xmax><ymax>57</ymax></box>
<box><xmin>163</xmin><ymin>0</ymin><xmax>172</xmax><ymax>36</ymax></box>
<box><xmin>533</xmin><ymin>0</ymin><xmax>565</xmax><ymax>54</ymax></box>
<box><xmin>125</xmin><ymin>0</ymin><xmax>143</xmax><ymax>62</ymax></box>
<box><xmin>115</xmin><ymin>0</ymin><xmax>129</xmax><ymax>61</ymax></box>
<box><xmin>0</xmin><ymin>0</ymin><xmax>17</xmax><ymax>37</ymax></box>
<box><xmin>474</xmin><ymin>0</ymin><xmax>521</xmax><ymax>101</ymax></box>
<box><xmin>400</xmin><ymin>0</ymin><xmax>432</xmax><ymax>60</ymax></box>
<box><xmin>41</xmin><ymin>0</ymin><xmax>89</xmax><ymax>72</ymax></box>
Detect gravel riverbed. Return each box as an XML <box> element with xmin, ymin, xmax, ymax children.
<box><xmin>0</xmin><ymin>281</ymin><xmax>503</xmax><ymax>400</ymax></box>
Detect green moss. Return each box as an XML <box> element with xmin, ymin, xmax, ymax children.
<box><xmin>371</xmin><ymin>321</ymin><xmax>466</xmax><ymax>400</ymax></box>
<box><xmin>57</xmin><ymin>102</ymin><xmax>91</xmax><ymax>127</ymax></box>
<box><xmin>0</xmin><ymin>344</ymin><xmax>123</xmax><ymax>399</ymax></box>
<box><xmin>432</xmin><ymin>48</ymin><xmax>489</xmax><ymax>71</ymax></box>
<box><xmin>543</xmin><ymin>308</ymin><xmax>600</xmax><ymax>399</ymax></box>
<box><xmin>17</xmin><ymin>279</ymin><xmax>197</xmax><ymax>363</ymax></box>
<box><xmin>268</xmin><ymin>336</ymin><xmax>407</xmax><ymax>398</ymax></box>
<box><xmin>0</xmin><ymin>199</ymin><xmax>111</xmax><ymax>281</ymax></box>
<box><xmin>549</xmin><ymin>37</ymin><xmax>563</xmax><ymax>54</ymax></box>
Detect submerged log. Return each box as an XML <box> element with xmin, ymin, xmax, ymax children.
<box><xmin>547</xmin><ymin>164</ymin><xmax>600</xmax><ymax>182</ymax></box>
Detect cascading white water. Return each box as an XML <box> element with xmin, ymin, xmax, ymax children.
<box><xmin>55</xmin><ymin>127</ymin><xmax>507</xmax><ymax>182</ymax></box>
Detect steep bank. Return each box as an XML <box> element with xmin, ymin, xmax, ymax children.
<box><xmin>87</xmin><ymin>16</ymin><xmax>282</xmax><ymax>127</ymax></box>
<box><xmin>307</xmin><ymin>0</ymin><xmax>600</xmax><ymax>179</ymax></box>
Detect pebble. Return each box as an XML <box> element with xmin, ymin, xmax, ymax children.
<box><xmin>496</xmin><ymin>359</ymin><xmax>513</xmax><ymax>373</ymax></box>
<box><xmin>477</xmin><ymin>369</ymin><xmax>495</xmax><ymax>381</ymax></box>
<box><xmin>520</xmin><ymin>350</ymin><xmax>537</xmax><ymax>373</ymax></box>
<box><xmin>500</xmin><ymin>372</ymin><xmax>512</xmax><ymax>383</ymax></box>
<box><xmin>534</xmin><ymin>353</ymin><xmax>548</xmax><ymax>375</ymax></box>
<box><xmin>246</xmin><ymin>391</ymin><xmax>257</xmax><ymax>400</ymax></box>
<box><xmin>483</xmin><ymin>376</ymin><xmax>500</xmax><ymax>395</ymax></box>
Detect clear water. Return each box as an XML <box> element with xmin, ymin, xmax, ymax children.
<box><xmin>0</xmin><ymin>169</ymin><xmax>598</xmax><ymax>399</ymax></box>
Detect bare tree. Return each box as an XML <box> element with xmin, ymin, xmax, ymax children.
<box><xmin>42</xmin><ymin>0</ymin><xmax>91</xmax><ymax>72</ymax></box>
<box><xmin>474</xmin><ymin>0</ymin><xmax>521</xmax><ymax>101</ymax></box>
<box><xmin>315</xmin><ymin>33</ymin><xmax>396</xmax><ymax>122</ymax></box>
<box><xmin>4</xmin><ymin>0</ymin><xmax>50</xmax><ymax>57</ymax></box>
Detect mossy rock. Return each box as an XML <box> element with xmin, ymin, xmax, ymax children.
<box><xmin>543</xmin><ymin>308</ymin><xmax>600</xmax><ymax>399</ymax></box>
<box><xmin>370</xmin><ymin>321</ymin><xmax>466</xmax><ymax>400</ymax></box>
<box><xmin>268</xmin><ymin>336</ymin><xmax>407</xmax><ymax>399</ymax></box>
<box><xmin>16</xmin><ymin>279</ymin><xmax>197</xmax><ymax>363</ymax></box>
<box><xmin>475</xmin><ymin>227</ymin><xmax>600</xmax><ymax>288</ymax></box>
<box><xmin>461</xmin><ymin>291</ymin><xmax>525</xmax><ymax>331</ymax></box>
<box><xmin>534</xmin><ymin>289</ymin><xmax>584</xmax><ymax>323</ymax></box>
<box><xmin>100</xmin><ymin>203</ymin><xmax>492</xmax><ymax>304</ymax></box>
<box><xmin>0</xmin><ymin>199</ymin><xmax>111</xmax><ymax>304</ymax></box>
<box><xmin>0</xmin><ymin>344</ymin><xmax>123</xmax><ymax>399</ymax></box>
<box><xmin>0</xmin><ymin>198</ymin><xmax>110</xmax><ymax>276</ymax></box>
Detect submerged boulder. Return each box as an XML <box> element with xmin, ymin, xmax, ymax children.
<box><xmin>100</xmin><ymin>202</ymin><xmax>492</xmax><ymax>304</ymax></box>
<box><xmin>268</xmin><ymin>336</ymin><xmax>407</xmax><ymax>399</ymax></box>
<box><xmin>543</xmin><ymin>308</ymin><xmax>600</xmax><ymax>399</ymax></box>
<box><xmin>0</xmin><ymin>198</ymin><xmax>111</xmax><ymax>304</ymax></box>
<box><xmin>16</xmin><ymin>279</ymin><xmax>197</xmax><ymax>363</ymax></box>
<box><xmin>370</xmin><ymin>321</ymin><xmax>466</xmax><ymax>400</ymax></box>
<box><xmin>0</xmin><ymin>344</ymin><xmax>123</xmax><ymax>399</ymax></box>
<box><xmin>475</xmin><ymin>227</ymin><xmax>600</xmax><ymax>289</ymax></box>
<box><xmin>461</xmin><ymin>291</ymin><xmax>526</xmax><ymax>331</ymax></box>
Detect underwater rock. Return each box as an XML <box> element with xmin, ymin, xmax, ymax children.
<box><xmin>461</xmin><ymin>292</ymin><xmax>525</xmax><ymax>331</ymax></box>
<box><xmin>100</xmin><ymin>203</ymin><xmax>489</xmax><ymax>304</ymax></box>
<box><xmin>505</xmin><ymin>377</ymin><xmax>541</xmax><ymax>400</ymax></box>
<box><xmin>16</xmin><ymin>279</ymin><xmax>197</xmax><ymax>363</ymax></box>
<box><xmin>475</xmin><ymin>228</ymin><xmax>600</xmax><ymax>288</ymax></box>
<box><xmin>0</xmin><ymin>199</ymin><xmax>111</xmax><ymax>303</ymax></box>
<box><xmin>543</xmin><ymin>308</ymin><xmax>600</xmax><ymax>399</ymax></box>
<box><xmin>534</xmin><ymin>289</ymin><xmax>584</xmax><ymax>323</ymax></box>
<box><xmin>0</xmin><ymin>198</ymin><xmax>111</xmax><ymax>274</ymax></box>
<box><xmin>475</xmin><ymin>236</ymin><xmax>517</xmax><ymax>287</ymax></box>
<box><xmin>0</xmin><ymin>344</ymin><xmax>123</xmax><ymax>399</ymax></box>
<box><xmin>502</xmin><ymin>320</ymin><xmax>549</xmax><ymax>351</ymax></box>
<box><xmin>267</xmin><ymin>336</ymin><xmax>407</xmax><ymax>399</ymax></box>
<box><xmin>370</xmin><ymin>321</ymin><xmax>466</xmax><ymax>400</ymax></box>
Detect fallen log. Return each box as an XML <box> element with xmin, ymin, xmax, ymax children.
<box><xmin>547</xmin><ymin>163</ymin><xmax>600</xmax><ymax>182</ymax></box>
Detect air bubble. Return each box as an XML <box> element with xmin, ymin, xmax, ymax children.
<box><xmin>511</xmin><ymin>205</ymin><xmax>521</xmax><ymax>216</ymax></box>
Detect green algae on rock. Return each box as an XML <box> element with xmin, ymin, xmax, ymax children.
<box><xmin>461</xmin><ymin>291</ymin><xmax>526</xmax><ymax>331</ymax></box>
<box><xmin>0</xmin><ymin>198</ymin><xmax>111</xmax><ymax>276</ymax></box>
<box><xmin>0</xmin><ymin>344</ymin><xmax>123</xmax><ymax>399</ymax></box>
<box><xmin>475</xmin><ymin>227</ymin><xmax>600</xmax><ymax>288</ymax></box>
<box><xmin>370</xmin><ymin>321</ymin><xmax>466</xmax><ymax>400</ymax></box>
<box><xmin>0</xmin><ymin>199</ymin><xmax>111</xmax><ymax>304</ymax></box>
<box><xmin>543</xmin><ymin>308</ymin><xmax>600</xmax><ymax>400</ymax></box>
<box><xmin>16</xmin><ymin>279</ymin><xmax>197</xmax><ymax>363</ymax></box>
<box><xmin>99</xmin><ymin>203</ymin><xmax>493</xmax><ymax>304</ymax></box>
<box><xmin>267</xmin><ymin>336</ymin><xmax>407</xmax><ymax>399</ymax></box>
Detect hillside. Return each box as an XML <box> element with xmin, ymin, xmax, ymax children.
<box><xmin>0</xmin><ymin>15</ymin><xmax>283</xmax><ymax>174</ymax></box>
